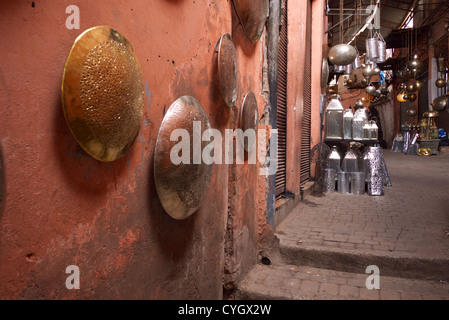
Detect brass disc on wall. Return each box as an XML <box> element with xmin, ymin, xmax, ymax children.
<box><xmin>232</xmin><ymin>0</ymin><xmax>269</xmax><ymax>42</ymax></box>
<box><xmin>321</xmin><ymin>58</ymin><xmax>329</xmax><ymax>88</ymax></box>
<box><xmin>218</xmin><ymin>33</ymin><xmax>238</xmax><ymax>107</ymax></box>
<box><xmin>239</xmin><ymin>91</ymin><xmax>259</xmax><ymax>152</ymax></box>
<box><xmin>61</xmin><ymin>26</ymin><xmax>144</xmax><ymax>162</ymax></box>
<box><xmin>154</xmin><ymin>96</ymin><xmax>213</xmax><ymax>220</ymax></box>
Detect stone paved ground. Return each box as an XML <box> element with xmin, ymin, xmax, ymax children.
<box><xmin>237</xmin><ymin>150</ymin><xmax>449</xmax><ymax>300</ymax></box>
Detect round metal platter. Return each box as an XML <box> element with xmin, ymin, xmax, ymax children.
<box><xmin>240</xmin><ymin>91</ymin><xmax>259</xmax><ymax>152</ymax></box>
<box><xmin>232</xmin><ymin>0</ymin><xmax>269</xmax><ymax>42</ymax></box>
<box><xmin>61</xmin><ymin>26</ymin><xmax>144</xmax><ymax>162</ymax></box>
<box><xmin>154</xmin><ymin>96</ymin><xmax>212</xmax><ymax>220</ymax></box>
<box><xmin>321</xmin><ymin>58</ymin><xmax>329</xmax><ymax>88</ymax></box>
<box><xmin>218</xmin><ymin>33</ymin><xmax>238</xmax><ymax>108</ymax></box>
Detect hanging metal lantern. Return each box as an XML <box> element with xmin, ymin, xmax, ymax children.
<box><xmin>437</xmin><ymin>57</ymin><xmax>447</xmax><ymax>73</ymax></box>
<box><xmin>414</xmin><ymin>80</ymin><xmax>423</xmax><ymax>92</ymax></box>
<box><xmin>365</xmin><ymin>85</ymin><xmax>376</xmax><ymax>95</ymax></box>
<box><xmin>363</xmin><ymin>64</ymin><xmax>374</xmax><ymax>78</ymax></box>
<box><xmin>433</xmin><ymin>95</ymin><xmax>448</xmax><ymax>112</ymax></box>
<box><xmin>408</xmin><ymin>54</ymin><xmax>422</xmax><ymax>71</ymax></box>
<box><xmin>408</xmin><ymin>93</ymin><xmax>417</xmax><ymax>102</ymax></box>
<box><xmin>377</xmin><ymin>40</ymin><xmax>387</xmax><ymax>63</ymax></box>
<box><xmin>406</xmin><ymin>82</ymin><xmax>415</xmax><ymax>93</ymax></box>
<box><xmin>366</xmin><ymin>38</ymin><xmax>379</xmax><ymax>61</ymax></box>
<box><xmin>328</xmin><ymin>44</ymin><xmax>357</xmax><ymax>66</ymax></box>
<box><xmin>435</xmin><ymin>75</ymin><xmax>447</xmax><ymax>88</ymax></box>
<box><xmin>354</xmin><ymin>99</ymin><xmax>364</xmax><ymax>110</ymax></box>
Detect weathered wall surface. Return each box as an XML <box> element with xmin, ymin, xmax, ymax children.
<box><xmin>0</xmin><ymin>0</ymin><xmax>270</xmax><ymax>299</ymax></box>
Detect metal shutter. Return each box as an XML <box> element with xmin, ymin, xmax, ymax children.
<box><xmin>275</xmin><ymin>0</ymin><xmax>288</xmax><ymax>198</ymax></box>
<box><xmin>300</xmin><ymin>0</ymin><xmax>312</xmax><ymax>185</ymax></box>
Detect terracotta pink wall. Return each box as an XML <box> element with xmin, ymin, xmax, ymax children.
<box><xmin>0</xmin><ymin>0</ymin><xmax>268</xmax><ymax>299</ymax></box>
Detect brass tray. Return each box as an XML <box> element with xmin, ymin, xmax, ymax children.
<box><xmin>239</xmin><ymin>91</ymin><xmax>259</xmax><ymax>152</ymax></box>
<box><xmin>61</xmin><ymin>26</ymin><xmax>144</xmax><ymax>162</ymax></box>
<box><xmin>232</xmin><ymin>0</ymin><xmax>269</xmax><ymax>42</ymax></box>
<box><xmin>217</xmin><ymin>33</ymin><xmax>238</xmax><ymax>107</ymax></box>
<box><xmin>154</xmin><ymin>96</ymin><xmax>213</xmax><ymax>220</ymax></box>
<box><xmin>321</xmin><ymin>58</ymin><xmax>329</xmax><ymax>88</ymax></box>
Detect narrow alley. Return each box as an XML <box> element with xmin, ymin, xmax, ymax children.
<box><xmin>238</xmin><ymin>150</ymin><xmax>449</xmax><ymax>300</ymax></box>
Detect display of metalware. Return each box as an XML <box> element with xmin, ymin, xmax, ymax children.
<box><xmin>352</xmin><ymin>54</ymin><xmax>361</xmax><ymax>69</ymax></box>
<box><xmin>327</xmin><ymin>146</ymin><xmax>341</xmax><ymax>173</ymax></box>
<box><xmin>337</xmin><ymin>172</ymin><xmax>350</xmax><ymax>194</ymax></box>
<box><xmin>232</xmin><ymin>0</ymin><xmax>269</xmax><ymax>42</ymax></box>
<box><xmin>239</xmin><ymin>91</ymin><xmax>259</xmax><ymax>152</ymax></box>
<box><xmin>217</xmin><ymin>33</ymin><xmax>238</xmax><ymax>107</ymax></box>
<box><xmin>325</xmin><ymin>98</ymin><xmax>344</xmax><ymax>140</ymax></box>
<box><xmin>391</xmin><ymin>133</ymin><xmax>404</xmax><ymax>152</ymax></box>
<box><xmin>328</xmin><ymin>44</ymin><xmax>357</xmax><ymax>66</ymax></box>
<box><xmin>343</xmin><ymin>109</ymin><xmax>353</xmax><ymax>140</ymax></box>
<box><xmin>341</xmin><ymin>147</ymin><xmax>360</xmax><ymax>173</ymax></box>
<box><xmin>369</xmin><ymin>120</ymin><xmax>378</xmax><ymax>140</ymax></box>
<box><xmin>323</xmin><ymin>168</ymin><xmax>336</xmax><ymax>193</ymax></box>
<box><xmin>154</xmin><ymin>96</ymin><xmax>213</xmax><ymax>220</ymax></box>
<box><xmin>419</xmin><ymin>118</ymin><xmax>428</xmax><ymax>138</ymax></box>
<box><xmin>351</xmin><ymin>172</ymin><xmax>365</xmax><ymax>195</ymax></box>
<box><xmin>377</xmin><ymin>40</ymin><xmax>387</xmax><ymax>63</ymax></box>
<box><xmin>61</xmin><ymin>26</ymin><xmax>144</xmax><ymax>162</ymax></box>
<box><xmin>364</xmin><ymin>146</ymin><xmax>384</xmax><ymax>196</ymax></box>
<box><xmin>352</xmin><ymin>108</ymin><xmax>368</xmax><ymax>141</ymax></box>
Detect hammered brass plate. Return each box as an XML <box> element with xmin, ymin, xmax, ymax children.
<box><xmin>240</xmin><ymin>91</ymin><xmax>259</xmax><ymax>152</ymax></box>
<box><xmin>218</xmin><ymin>33</ymin><xmax>238</xmax><ymax>107</ymax></box>
<box><xmin>232</xmin><ymin>0</ymin><xmax>269</xmax><ymax>42</ymax></box>
<box><xmin>61</xmin><ymin>26</ymin><xmax>144</xmax><ymax>162</ymax></box>
<box><xmin>321</xmin><ymin>58</ymin><xmax>329</xmax><ymax>88</ymax></box>
<box><xmin>154</xmin><ymin>96</ymin><xmax>212</xmax><ymax>220</ymax></box>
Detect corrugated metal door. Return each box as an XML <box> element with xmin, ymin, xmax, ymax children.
<box><xmin>300</xmin><ymin>0</ymin><xmax>312</xmax><ymax>185</ymax></box>
<box><xmin>275</xmin><ymin>0</ymin><xmax>288</xmax><ymax>198</ymax></box>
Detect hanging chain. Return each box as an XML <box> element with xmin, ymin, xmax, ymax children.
<box><xmin>339</xmin><ymin>0</ymin><xmax>344</xmax><ymax>43</ymax></box>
